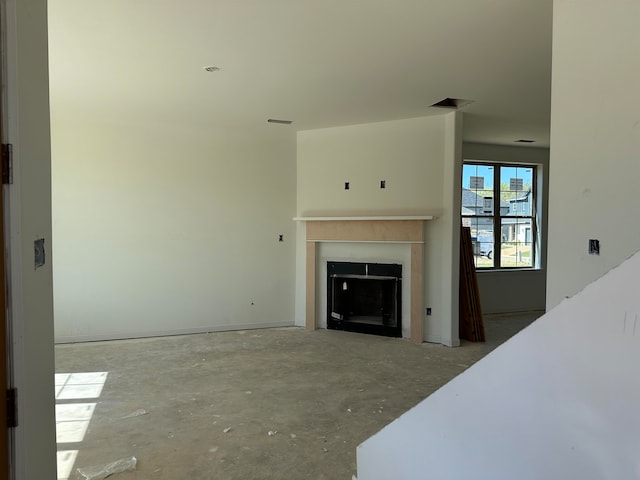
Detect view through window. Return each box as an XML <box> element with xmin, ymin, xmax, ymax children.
<box><xmin>462</xmin><ymin>163</ymin><xmax>536</xmax><ymax>268</ymax></box>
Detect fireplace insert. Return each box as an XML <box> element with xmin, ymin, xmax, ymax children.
<box><xmin>327</xmin><ymin>261</ymin><xmax>402</xmax><ymax>337</ymax></box>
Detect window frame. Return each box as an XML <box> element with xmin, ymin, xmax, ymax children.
<box><xmin>462</xmin><ymin>161</ymin><xmax>538</xmax><ymax>270</ymax></box>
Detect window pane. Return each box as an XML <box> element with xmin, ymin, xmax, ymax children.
<box><xmin>501</xmin><ymin>166</ymin><xmax>533</xmax><ymax>216</ymax></box>
<box><xmin>500</xmin><ymin>218</ymin><xmax>533</xmax><ymax>267</ymax></box>
<box><xmin>462</xmin><ymin>164</ymin><xmax>494</xmax><ymax>216</ymax></box>
<box><xmin>468</xmin><ymin>219</ymin><xmax>495</xmax><ymax>268</ymax></box>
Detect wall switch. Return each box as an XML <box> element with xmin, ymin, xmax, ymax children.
<box><xmin>426</xmin><ymin>307</ymin><xmax>432</xmax><ymax>316</ymax></box>
<box><xmin>589</xmin><ymin>239</ymin><xmax>600</xmax><ymax>255</ymax></box>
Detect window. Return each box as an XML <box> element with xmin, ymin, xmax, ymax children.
<box><xmin>462</xmin><ymin>162</ymin><xmax>537</xmax><ymax>269</ymax></box>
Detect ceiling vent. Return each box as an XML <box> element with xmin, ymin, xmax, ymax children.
<box><xmin>431</xmin><ymin>98</ymin><xmax>473</xmax><ymax>109</ymax></box>
<box><xmin>267</xmin><ymin>119</ymin><xmax>293</xmax><ymax>125</ymax></box>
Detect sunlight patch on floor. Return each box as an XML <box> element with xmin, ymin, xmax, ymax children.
<box><xmin>56</xmin><ymin>450</ymin><xmax>78</xmax><ymax>480</ymax></box>
<box><xmin>55</xmin><ymin>372</ymin><xmax>108</xmax><ymax>480</ymax></box>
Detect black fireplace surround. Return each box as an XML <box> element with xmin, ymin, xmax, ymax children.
<box><xmin>327</xmin><ymin>261</ymin><xmax>402</xmax><ymax>337</ymax></box>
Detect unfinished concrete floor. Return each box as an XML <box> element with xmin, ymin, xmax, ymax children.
<box><xmin>55</xmin><ymin>312</ymin><xmax>541</xmax><ymax>480</ymax></box>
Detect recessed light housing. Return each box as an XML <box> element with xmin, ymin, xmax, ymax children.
<box><xmin>203</xmin><ymin>66</ymin><xmax>221</xmax><ymax>72</ymax></box>
<box><xmin>431</xmin><ymin>98</ymin><xmax>473</xmax><ymax>109</ymax></box>
<box><xmin>267</xmin><ymin>119</ymin><xmax>293</xmax><ymax>125</ymax></box>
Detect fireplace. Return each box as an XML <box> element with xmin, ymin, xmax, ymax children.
<box><xmin>327</xmin><ymin>261</ymin><xmax>402</xmax><ymax>337</ymax></box>
<box><xmin>297</xmin><ymin>216</ymin><xmax>431</xmax><ymax>343</ymax></box>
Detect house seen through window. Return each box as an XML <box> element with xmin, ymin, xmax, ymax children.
<box><xmin>462</xmin><ymin>162</ymin><xmax>537</xmax><ymax>269</ymax></box>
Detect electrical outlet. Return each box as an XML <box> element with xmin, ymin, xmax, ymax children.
<box><xmin>380</xmin><ymin>180</ymin><xmax>386</xmax><ymax>189</ymax></box>
<box><xmin>344</xmin><ymin>182</ymin><xmax>350</xmax><ymax>190</ymax></box>
<box><xmin>34</xmin><ymin>238</ymin><xmax>45</xmax><ymax>268</ymax></box>
<box><xmin>278</xmin><ymin>234</ymin><xmax>284</xmax><ymax>242</ymax></box>
<box><xmin>589</xmin><ymin>239</ymin><xmax>600</xmax><ymax>255</ymax></box>
<box><xmin>426</xmin><ymin>307</ymin><xmax>432</xmax><ymax>316</ymax></box>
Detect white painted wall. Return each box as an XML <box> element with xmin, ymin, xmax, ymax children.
<box><xmin>476</xmin><ymin>269</ymin><xmax>546</xmax><ymax>314</ymax></box>
<box><xmin>51</xmin><ymin>118</ymin><xmax>297</xmax><ymax>342</ymax></box>
<box><xmin>4</xmin><ymin>0</ymin><xmax>57</xmax><ymax>477</ymax></box>
<box><xmin>296</xmin><ymin>114</ymin><xmax>462</xmax><ymax>346</ymax></box>
<box><xmin>297</xmin><ymin>116</ymin><xmax>446</xmax><ymax>216</ymax></box>
<box><xmin>441</xmin><ymin>113</ymin><xmax>462</xmax><ymax>343</ymax></box>
<box><xmin>463</xmin><ymin>142</ymin><xmax>549</xmax><ymax>314</ymax></box>
<box><xmin>546</xmin><ymin>0</ymin><xmax>640</xmax><ymax>309</ymax></box>
<box><xmin>357</xmin><ymin>249</ymin><xmax>640</xmax><ymax>480</ymax></box>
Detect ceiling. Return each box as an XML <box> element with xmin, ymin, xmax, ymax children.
<box><xmin>47</xmin><ymin>0</ymin><xmax>553</xmax><ymax>146</ymax></box>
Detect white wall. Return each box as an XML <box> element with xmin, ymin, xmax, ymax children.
<box><xmin>463</xmin><ymin>142</ymin><xmax>549</xmax><ymax>314</ymax></box>
<box><xmin>546</xmin><ymin>0</ymin><xmax>640</xmax><ymax>309</ymax></box>
<box><xmin>475</xmin><ymin>269</ymin><xmax>546</xmax><ymax>314</ymax></box>
<box><xmin>51</xmin><ymin>118</ymin><xmax>297</xmax><ymax>342</ymax></box>
<box><xmin>4</xmin><ymin>0</ymin><xmax>57</xmax><ymax>477</ymax></box>
<box><xmin>297</xmin><ymin>116</ymin><xmax>446</xmax><ymax>216</ymax></box>
<box><xmin>357</xmin><ymin>249</ymin><xmax>640</xmax><ymax>480</ymax></box>
<box><xmin>295</xmin><ymin>114</ymin><xmax>462</xmax><ymax>346</ymax></box>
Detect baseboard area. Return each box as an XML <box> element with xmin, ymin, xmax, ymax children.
<box><xmin>54</xmin><ymin>321</ymin><xmax>296</xmax><ymax>344</ymax></box>
<box><xmin>482</xmin><ymin>308</ymin><xmax>546</xmax><ymax>317</ymax></box>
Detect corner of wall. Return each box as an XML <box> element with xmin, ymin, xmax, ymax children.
<box><xmin>437</xmin><ymin>111</ymin><xmax>463</xmax><ymax>345</ymax></box>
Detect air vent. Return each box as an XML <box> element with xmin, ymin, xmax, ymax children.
<box><xmin>514</xmin><ymin>139</ymin><xmax>535</xmax><ymax>143</ymax></box>
<box><xmin>431</xmin><ymin>98</ymin><xmax>473</xmax><ymax>109</ymax></box>
<box><xmin>267</xmin><ymin>119</ymin><xmax>293</xmax><ymax>125</ymax></box>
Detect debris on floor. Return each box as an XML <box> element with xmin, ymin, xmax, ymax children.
<box><xmin>223</xmin><ymin>427</ymin><xmax>232</xmax><ymax>433</ymax></box>
<box><xmin>268</xmin><ymin>430</ymin><xmax>277</xmax><ymax>436</ymax></box>
<box><xmin>77</xmin><ymin>456</ymin><xmax>137</xmax><ymax>480</ymax></box>
<box><xmin>54</xmin><ymin>313</ymin><xmax>538</xmax><ymax>480</ymax></box>
<box><xmin>120</xmin><ymin>408</ymin><xmax>147</xmax><ymax>419</ymax></box>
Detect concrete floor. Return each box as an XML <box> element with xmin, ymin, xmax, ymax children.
<box><xmin>55</xmin><ymin>312</ymin><xmax>541</xmax><ymax>480</ymax></box>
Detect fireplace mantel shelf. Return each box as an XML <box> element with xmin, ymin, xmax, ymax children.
<box><xmin>293</xmin><ymin>215</ymin><xmax>435</xmax><ymax>221</ymax></box>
